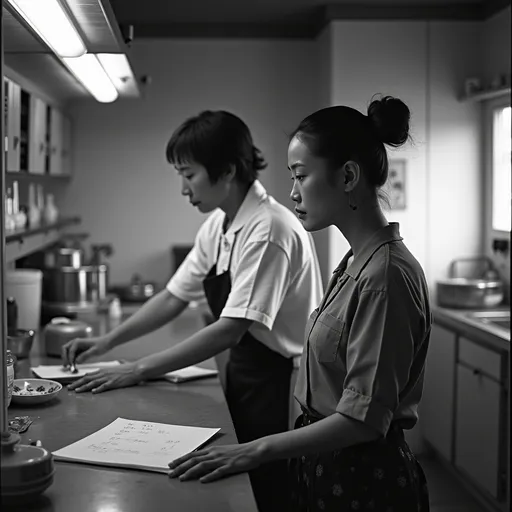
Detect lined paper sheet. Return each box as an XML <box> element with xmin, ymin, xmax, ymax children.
<box><xmin>52</xmin><ymin>417</ymin><xmax>220</xmax><ymax>473</ymax></box>
<box><xmin>31</xmin><ymin>361</ymin><xmax>122</xmax><ymax>381</ymax></box>
<box><xmin>163</xmin><ymin>365</ymin><xmax>218</xmax><ymax>383</ymax></box>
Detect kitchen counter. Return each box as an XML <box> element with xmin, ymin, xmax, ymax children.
<box><xmin>5</xmin><ymin>307</ymin><xmax>258</xmax><ymax>512</ymax></box>
<box><xmin>433</xmin><ymin>305</ymin><xmax>510</xmax><ymax>353</ymax></box>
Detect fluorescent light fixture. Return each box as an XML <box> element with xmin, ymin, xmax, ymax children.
<box><xmin>7</xmin><ymin>0</ymin><xmax>86</xmax><ymax>58</ymax></box>
<box><xmin>63</xmin><ymin>55</ymin><xmax>119</xmax><ymax>103</ymax></box>
<box><xmin>97</xmin><ymin>54</ymin><xmax>135</xmax><ymax>89</ymax></box>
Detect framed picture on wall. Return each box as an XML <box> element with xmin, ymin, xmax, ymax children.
<box><xmin>387</xmin><ymin>159</ymin><xmax>407</xmax><ymax>210</ymax></box>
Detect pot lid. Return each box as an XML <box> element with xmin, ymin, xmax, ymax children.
<box><xmin>44</xmin><ymin>317</ymin><xmax>92</xmax><ymax>334</ymax></box>
<box><xmin>436</xmin><ymin>278</ymin><xmax>503</xmax><ymax>288</ymax></box>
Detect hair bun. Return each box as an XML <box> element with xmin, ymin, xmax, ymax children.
<box><xmin>367</xmin><ymin>95</ymin><xmax>410</xmax><ymax>147</ymax></box>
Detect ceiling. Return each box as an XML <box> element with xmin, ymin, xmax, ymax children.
<box><xmin>110</xmin><ymin>0</ymin><xmax>511</xmax><ymax>38</ymax></box>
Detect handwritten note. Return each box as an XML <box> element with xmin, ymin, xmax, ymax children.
<box><xmin>52</xmin><ymin>417</ymin><xmax>220</xmax><ymax>473</ymax></box>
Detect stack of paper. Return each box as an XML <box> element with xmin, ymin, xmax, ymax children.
<box><xmin>162</xmin><ymin>365</ymin><xmax>218</xmax><ymax>383</ymax></box>
<box><xmin>52</xmin><ymin>417</ymin><xmax>220</xmax><ymax>473</ymax></box>
<box><xmin>32</xmin><ymin>362</ymin><xmax>218</xmax><ymax>384</ymax></box>
<box><xmin>31</xmin><ymin>361</ymin><xmax>122</xmax><ymax>381</ymax></box>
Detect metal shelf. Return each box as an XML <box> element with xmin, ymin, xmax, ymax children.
<box><xmin>6</xmin><ymin>216</ymin><xmax>81</xmax><ymax>244</ymax></box>
<box><xmin>459</xmin><ymin>86</ymin><xmax>511</xmax><ymax>103</ymax></box>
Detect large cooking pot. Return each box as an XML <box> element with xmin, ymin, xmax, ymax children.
<box><xmin>44</xmin><ymin>317</ymin><xmax>93</xmax><ymax>357</ymax></box>
<box><xmin>436</xmin><ymin>256</ymin><xmax>504</xmax><ymax>309</ymax></box>
<box><xmin>43</xmin><ymin>265</ymin><xmax>109</xmax><ymax>304</ymax></box>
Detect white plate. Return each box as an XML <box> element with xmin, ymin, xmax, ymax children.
<box><xmin>11</xmin><ymin>378</ymin><xmax>62</xmax><ymax>405</ymax></box>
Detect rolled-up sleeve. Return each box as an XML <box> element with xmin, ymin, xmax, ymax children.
<box><xmin>336</xmin><ymin>284</ymin><xmax>415</xmax><ymax>435</ymax></box>
<box><xmin>166</xmin><ymin>223</ymin><xmax>213</xmax><ymax>303</ymax></box>
<box><xmin>221</xmin><ymin>241</ymin><xmax>291</xmax><ymax>330</ymax></box>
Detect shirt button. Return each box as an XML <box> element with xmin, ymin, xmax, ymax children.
<box><xmin>223</xmin><ymin>239</ymin><xmax>230</xmax><ymax>250</ymax></box>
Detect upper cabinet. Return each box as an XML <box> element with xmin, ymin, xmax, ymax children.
<box><xmin>4</xmin><ymin>75</ymin><xmax>73</xmax><ymax>176</ymax></box>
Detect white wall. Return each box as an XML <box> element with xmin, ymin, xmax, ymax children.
<box><xmin>327</xmin><ymin>21</ymin><xmax>429</xmax><ymax>279</ymax></box>
<box><xmin>61</xmin><ymin>39</ymin><xmax>319</xmax><ymax>286</ymax></box>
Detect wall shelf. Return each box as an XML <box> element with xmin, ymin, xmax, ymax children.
<box><xmin>459</xmin><ymin>86</ymin><xmax>511</xmax><ymax>103</ymax></box>
<box><xmin>6</xmin><ymin>216</ymin><xmax>81</xmax><ymax>263</ymax></box>
<box><xmin>5</xmin><ymin>171</ymin><xmax>72</xmax><ymax>182</ymax></box>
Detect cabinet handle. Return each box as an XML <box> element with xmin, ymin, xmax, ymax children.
<box><xmin>13</xmin><ymin>135</ymin><xmax>19</xmax><ymax>149</ymax></box>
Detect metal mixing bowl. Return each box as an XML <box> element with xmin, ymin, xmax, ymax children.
<box><xmin>7</xmin><ymin>329</ymin><xmax>36</xmax><ymax>359</ymax></box>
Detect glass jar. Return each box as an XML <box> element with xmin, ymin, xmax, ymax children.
<box><xmin>6</xmin><ymin>349</ymin><xmax>16</xmax><ymax>408</ymax></box>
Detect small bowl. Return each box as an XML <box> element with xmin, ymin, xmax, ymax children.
<box><xmin>7</xmin><ymin>329</ymin><xmax>35</xmax><ymax>359</ymax></box>
<box><xmin>11</xmin><ymin>379</ymin><xmax>62</xmax><ymax>405</ymax></box>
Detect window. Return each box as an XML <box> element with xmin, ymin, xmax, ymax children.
<box><xmin>490</xmin><ymin>104</ymin><xmax>511</xmax><ymax>232</ymax></box>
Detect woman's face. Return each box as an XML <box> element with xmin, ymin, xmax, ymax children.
<box><xmin>287</xmin><ymin>136</ymin><xmax>345</xmax><ymax>232</ymax></box>
<box><xmin>175</xmin><ymin>161</ymin><xmax>230</xmax><ymax>214</ymax></box>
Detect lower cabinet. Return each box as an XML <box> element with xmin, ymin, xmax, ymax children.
<box><xmin>455</xmin><ymin>363</ymin><xmax>502</xmax><ymax>499</ymax></box>
<box><xmin>422</xmin><ymin>323</ymin><xmax>509</xmax><ymax>511</ymax></box>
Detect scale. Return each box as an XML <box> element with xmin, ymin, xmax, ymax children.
<box><xmin>1</xmin><ymin>7</ymin><xmax>55</xmax><ymax>504</ymax></box>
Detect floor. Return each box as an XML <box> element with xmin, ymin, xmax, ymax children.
<box><xmin>419</xmin><ymin>454</ymin><xmax>491</xmax><ymax>512</ymax></box>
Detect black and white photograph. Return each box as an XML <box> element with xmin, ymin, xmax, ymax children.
<box><xmin>0</xmin><ymin>1</ymin><xmax>510</xmax><ymax>512</ymax></box>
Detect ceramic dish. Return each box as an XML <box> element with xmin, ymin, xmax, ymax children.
<box><xmin>11</xmin><ymin>379</ymin><xmax>62</xmax><ymax>405</ymax></box>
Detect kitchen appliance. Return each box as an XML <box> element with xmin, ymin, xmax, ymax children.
<box><xmin>436</xmin><ymin>256</ymin><xmax>505</xmax><ymax>309</ymax></box>
<box><xmin>42</xmin><ymin>243</ymin><xmax>113</xmax><ymax>314</ymax></box>
<box><xmin>113</xmin><ymin>274</ymin><xmax>158</xmax><ymax>303</ymax></box>
<box><xmin>43</xmin><ymin>317</ymin><xmax>93</xmax><ymax>358</ymax></box>
<box><xmin>7</xmin><ymin>330</ymin><xmax>35</xmax><ymax>359</ymax></box>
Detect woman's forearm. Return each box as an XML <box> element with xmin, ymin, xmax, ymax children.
<box><xmin>259</xmin><ymin>412</ymin><xmax>380</xmax><ymax>462</ymax></box>
<box><xmin>106</xmin><ymin>290</ymin><xmax>188</xmax><ymax>349</ymax></box>
<box><xmin>134</xmin><ymin>317</ymin><xmax>252</xmax><ymax>380</ymax></box>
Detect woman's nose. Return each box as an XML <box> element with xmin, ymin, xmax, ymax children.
<box><xmin>290</xmin><ymin>181</ymin><xmax>300</xmax><ymax>202</ymax></box>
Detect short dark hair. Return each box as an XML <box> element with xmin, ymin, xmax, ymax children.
<box><xmin>291</xmin><ymin>95</ymin><xmax>411</xmax><ymax>189</ymax></box>
<box><xmin>166</xmin><ymin>110</ymin><xmax>267</xmax><ymax>185</ymax></box>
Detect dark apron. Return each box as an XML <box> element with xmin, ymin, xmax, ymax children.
<box><xmin>203</xmin><ymin>237</ymin><xmax>293</xmax><ymax>512</ymax></box>
<box><xmin>289</xmin><ymin>410</ymin><xmax>430</xmax><ymax>512</ymax></box>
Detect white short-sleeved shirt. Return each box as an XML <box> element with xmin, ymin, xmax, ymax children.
<box><xmin>166</xmin><ymin>180</ymin><xmax>323</xmax><ymax>360</ymax></box>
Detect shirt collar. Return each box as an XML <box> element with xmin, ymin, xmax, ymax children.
<box><xmin>224</xmin><ymin>180</ymin><xmax>268</xmax><ymax>235</ymax></box>
<box><xmin>335</xmin><ymin>223</ymin><xmax>403</xmax><ymax>280</ymax></box>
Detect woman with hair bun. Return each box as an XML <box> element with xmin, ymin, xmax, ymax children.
<box><xmin>169</xmin><ymin>96</ymin><xmax>431</xmax><ymax>512</ymax></box>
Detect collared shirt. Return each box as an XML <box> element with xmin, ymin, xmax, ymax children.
<box><xmin>167</xmin><ymin>180</ymin><xmax>324</xmax><ymax>360</ymax></box>
<box><xmin>294</xmin><ymin>223</ymin><xmax>431</xmax><ymax>436</ymax></box>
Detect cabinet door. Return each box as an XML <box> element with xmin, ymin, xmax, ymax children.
<box><xmin>455</xmin><ymin>362</ymin><xmax>501</xmax><ymax>499</ymax></box>
<box><xmin>420</xmin><ymin>323</ymin><xmax>456</xmax><ymax>461</ymax></box>
<box><xmin>28</xmin><ymin>95</ymin><xmax>47</xmax><ymax>174</ymax></box>
<box><xmin>61</xmin><ymin>115</ymin><xmax>72</xmax><ymax>175</ymax></box>
<box><xmin>7</xmin><ymin>79</ymin><xmax>21</xmax><ymax>171</ymax></box>
<box><xmin>49</xmin><ymin>108</ymin><xmax>63</xmax><ymax>175</ymax></box>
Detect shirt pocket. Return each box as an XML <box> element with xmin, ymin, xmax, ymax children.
<box><xmin>309</xmin><ymin>311</ymin><xmax>345</xmax><ymax>364</ymax></box>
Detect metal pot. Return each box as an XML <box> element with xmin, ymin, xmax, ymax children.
<box><xmin>7</xmin><ymin>329</ymin><xmax>35</xmax><ymax>359</ymax></box>
<box><xmin>436</xmin><ymin>278</ymin><xmax>504</xmax><ymax>309</ymax></box>
<box><xmin>43</xmin><ymin>264</ymin><xmax>109</xmax><ymax>304</ymax></box>
<box><xmin>116</xmin><ymin>274</ymin><xmax>157</xmax><ymax>302</ymax></box>
<box><xmin>436</xmin><ymin>256</ymin><xmax>504</xmax><ymax>309</ymax></box>
<box><xmin>44</xmin><ymin>317</ymin><xmax>93</xmax><ymax>357</ymax></box>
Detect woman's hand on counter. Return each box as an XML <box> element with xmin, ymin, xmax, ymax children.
<box><xmin>168</xmin><ymin>441</ymin><xmax>265</xmax><ymax>483</ymax></box>
<box><xmin>62</xmin><ymin>337</ymin><xmax>111</xmax><ymax>366</ymax></box>
<box><xmin>67</xmin><ymin>362</ymin><xmax>142</xmax><ymax>394</ymax></box>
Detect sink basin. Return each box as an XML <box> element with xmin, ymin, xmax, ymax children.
<box><xmin>465</xmin><ymin>311</ymin><xmax>510</xmax><ymax>333</ymax></box>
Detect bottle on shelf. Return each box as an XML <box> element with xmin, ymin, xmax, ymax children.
<box><xmin>12</xmin><ymin>180</ymin><xmax>27</xmax><ymax>229</ymax></box>
<box><xmin>43</xmin><ymin>193</ymin><xmax>59</xmax><ymax>224</ymax></box>
<box><xmin>5</xmin><ymin>187</ymin><xmax>16</xmax><ymax>232</ymax></box>
<box><xmin>27</xmin><ymin>183</ymin><xmax>41</xmax><ymax>228</ymax></box>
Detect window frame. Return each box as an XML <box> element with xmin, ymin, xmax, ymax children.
<box><xmin>483</xmin><ymin>96</ymin><xmax>511</xmax><ymax>247</ymax></box>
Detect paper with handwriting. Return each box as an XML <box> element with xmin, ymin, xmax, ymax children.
<box><xmin>31</xmin><ymin>361</ymin><xmax>122</xmax><ymax>381</ymax></box>
<box><xmin>52</xmin><ymin>417</ymin><xmax>220</xmax><ymax>473</ymax></box>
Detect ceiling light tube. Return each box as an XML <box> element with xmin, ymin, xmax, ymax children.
<box><xmin>6</xmin><ymin>0</ymin><xmax>87</xmax><ymax>58</ymax></box>
<box><xmin>97</xmin><ymin>53</ymin><xmax>136</xmax><ymax>89</ymax></box>
<box><xmin>63</xmin><ymin>55</ymin><xmax>119</xmax><ymax>103</ymax></box>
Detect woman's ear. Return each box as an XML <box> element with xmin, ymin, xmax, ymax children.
<box><xmin>342</xmin><ymin>161</ymin><xmax>360</xmax><ymax>191</ymax></box>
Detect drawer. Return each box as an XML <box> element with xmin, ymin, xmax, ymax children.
<box><xmin>458</xmin><ymin>336</ymin><xmax>502</xmax><ymax>381</ymax></box>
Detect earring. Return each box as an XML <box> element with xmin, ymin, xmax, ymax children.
<box><xmin>348</xmin><ymin>192</ymin><xmax>358</xmax><ymax>211</ymax></box>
